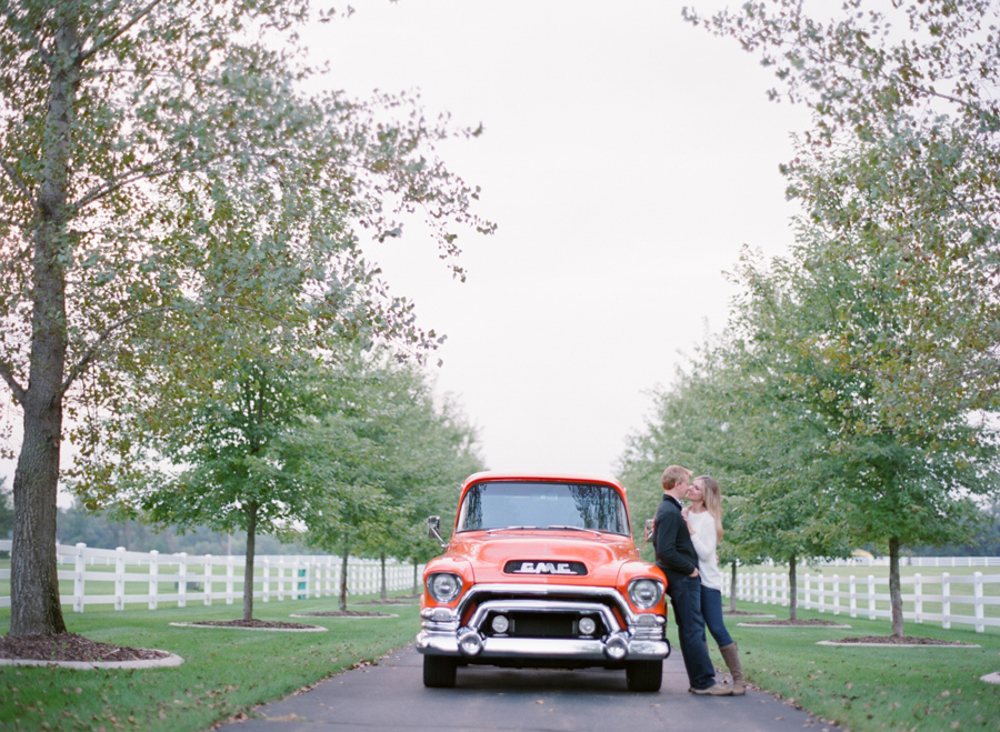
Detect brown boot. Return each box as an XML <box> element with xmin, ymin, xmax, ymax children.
<box><xmin>719</xmin><ymin>643</ymin><xmax>745</xmax><ymax>695</ymax></box>
<box><xmin>690</xmin><ymin>682</ymin><xmax>732</xmax><ymax>696</ymax></box>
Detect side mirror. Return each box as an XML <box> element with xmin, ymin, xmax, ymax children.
<box><xmin>427</xmin><ymin>515</ymin><xmax>445</xmax><ymax>546</ymax></box>
<box><xmin>639</xmin><ymin>518</ymin><xmax>656</xmax><ymax>549</ymax></box>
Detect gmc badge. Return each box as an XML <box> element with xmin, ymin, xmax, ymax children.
<box><xmin>504</xmin><ymin>560</ymin><xmax>587</xmax><ymax>576</ymax></box>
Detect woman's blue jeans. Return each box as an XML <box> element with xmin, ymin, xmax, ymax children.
<box><xmin>701</xmin><ymin>586</ymin><xmax>734</xmax><ymax>647</ymax></box>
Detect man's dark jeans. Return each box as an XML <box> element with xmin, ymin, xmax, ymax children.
<box><xmin>666</xmin><ymin>574</ymin><xmax>716</xmax><ymax>690</ymax></box>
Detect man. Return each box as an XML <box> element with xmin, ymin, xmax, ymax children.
<box><xmin>653</xmin><ymin>465</ymin><xmax>731</xmax><ymax>695</ymax></box>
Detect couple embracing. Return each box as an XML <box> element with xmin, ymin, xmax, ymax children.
<box><xmin>653</xmin><ymin>465</ymin><xmax>746</xmax><ymax>697</ymax></box>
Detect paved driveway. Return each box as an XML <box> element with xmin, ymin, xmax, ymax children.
<box><xmin>217</xmin><ymin>645</ymin><xmax>839</xmax><ymax>732</ymax></box>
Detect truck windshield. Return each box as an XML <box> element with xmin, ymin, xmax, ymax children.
<box><xmin>456</xmin><ymin>481</ymin><xmax>630</xmax><ymax>535</ymax></box>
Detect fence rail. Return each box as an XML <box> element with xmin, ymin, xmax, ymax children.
<box><xmin>0</xmin><ymin>540</ymin><xmax>423</xmax><ymax>612</ymax></box>
<box><xmin>815</xmin><ymin>556</ymin><xmax>1000</xmax><ymax>568</ymax></box>
<box><xmin>728</xmin><ymin>569</ymin><xmax>1000</xmax><ymax>633</ymax></box>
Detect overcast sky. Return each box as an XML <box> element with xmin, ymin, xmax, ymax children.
<box><xmin>303</xmin><ymin>0</ymin><xmax>810</xmax><ymax>479</ymax></box>
<box><xmin>0</xmin><ymin>0</ymin><xmax>814</xmax><ymax>495</ymax></box>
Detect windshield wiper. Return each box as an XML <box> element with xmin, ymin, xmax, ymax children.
<box><xmin>546</xmin><ymin>525</ymin><xmax>604</xmax><ymax>536</ymax></box>
<box><xmin>486</xmin><ymin>525</ymin><xmax>539</xmax><ymax>533</ymax></box>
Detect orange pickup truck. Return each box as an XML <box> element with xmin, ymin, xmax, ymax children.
<box><xmin>415</xmin><ymin>472</ymin><xmax>670</xmax><ymax>691</ymax></box>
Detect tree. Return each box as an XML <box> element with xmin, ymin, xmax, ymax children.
<box><xmin>299</xmin><ymin>353</ymin><xmax>483</xmax><ymax>610</ymax></box>
<box><xmin>1</xmin><ymin>0</ymin><xmax>492</xmax><ymax>637</ymax></box>
<box><xmin>108</xmin><ymin>356</ymin><xmax>335</xmax><ymax>621</ymax></box>
<box><xmin>730</xmin><ymin>235</ymin><xmax>999</xmax><ymax>636</ymax></box>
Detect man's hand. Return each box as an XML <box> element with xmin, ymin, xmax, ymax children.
<box><xmin>689</xmin><ymin>567</ymin><xmax>700</xmax><ymax>578</ymax></box>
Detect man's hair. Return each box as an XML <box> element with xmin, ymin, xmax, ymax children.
<box><xmin>661</xmin><ymin>465</ymin><xmax>690</xmax><ymax>490</ymax></box>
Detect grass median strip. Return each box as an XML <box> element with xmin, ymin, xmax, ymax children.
<box><xmin>0</xmin><ymin>597</ymin><xmax>418</xmax><ymax>732</ymax></box>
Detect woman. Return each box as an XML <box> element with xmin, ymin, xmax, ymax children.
<box><xmin>683</xmin><ymin>475</ymin><xmax>746</xmax><ymax>695</ymax></box>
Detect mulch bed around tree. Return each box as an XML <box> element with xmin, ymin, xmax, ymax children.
<box><xmin>292</xmin><ymin>611</ymin><xmax>394</xmax><ymax>618</ymax></box>
<box><xmin>743</xmin><ymin>618</ymin><xmax>848</xmax><ymax>626</ymax></box>
<box><xmin>834</xmin><ymin>635</ymin><xmax>972</xmax><ymax>646</ymax></box>
<box><xmin>354</xmin><ymin>599</ymin><xmax>419</xmax><ymax>605</ymax></box>
<box><xmin>0</xmin><ymin>632</ymin><xmax>170</xmax><ymax>663</ymax></box>
<box><xmin>723</xmin><ymin>610</ymin><xmax>775</xmax><ymax>616</ymax></box>
<box><xmin>179</xmin><ymin>619</ymin><xmax>317</xmax><ymax>629</ymax></box>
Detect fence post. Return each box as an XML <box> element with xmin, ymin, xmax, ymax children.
<box><xmin>914</xmin><ymin>573</ymin><xmax>922</xmax><ymax>624</ymax></box>
<box><xmin>74</xmin><ymin>542</ymin><xmax>86</xmax><ymax>613</ymax></box>
<box><xmin>867</xmin><ymin>574</ymin><xmax>876</xmax><ymax>620</ymax></box>
<box><xmin>262</xmin><ymin>558</ymin><xmax>270</xmax><ymax>603</ymax></box>
<box><xmin>148</xmin><ymin>550</ymin><xmax>159</xmax><ymax>610</ymax></box>
<box><xmin>178</xmin><ymin>552</ymin><xmax>188</xmax><ymax>608</ymax></box>
<box><xmin>941</xmin><ymin>572</ymin><xmax>951</xmax><ymax>630</ymax></box>
<box><xmin>204</xmin><ymin>554</ymin><xmax>213</xmax><ymax>606</ymax></box>
<box><xmin>974</xmin><ymin>572</ymin><xmax>984</xmax><ymax>633</ymax></box>
<box><xmin>849</xmin><ymin>575</ymin><xmax>857</xmax><ymax>618</ymax></box>
<box><xmin>818</xmin><ymin>575</ymin><xmax>825</xmax><ymax>614</ymax></box>
<box><xmin>226</xmin><ymin>554</ymin><xmax>235</xmax><ymax>605</ymax></box>
<box><xmin>115</xmin><ymin>546</ymin><xmax>126</xmax><ymax>611</ymax></box>
<box><xmin>832</xmin><ymin>575</ymin><xmax>840</xmax><ymax>616</ymax></box>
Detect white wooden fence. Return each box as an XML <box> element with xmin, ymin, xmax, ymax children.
<box><xmin>728</xmin><ymin>569</ymin><xmax>1000</xmax><ymax>633</ymax></box>
<box><xmin>0</xmin><ymin>540</ymin><xmax>423</xmax><ymax>613</ymax></box>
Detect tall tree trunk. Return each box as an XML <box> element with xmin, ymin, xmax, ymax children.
<box><xmin>380</xmin><ymin>550</ymin><xmax>387</xmax><ymax>602</ymax></box>
<box><xmin>788</xmin><ymin>552</ymin><xmax>798</xmax><ymax>621</ymax></box>
<box><xmin>889</xmin><ymin>536</ymin><xmax>904</xmax><ymax>637</ymax></box>
<box><xmin>339</xmin><ymin>534</ymin><xmax>350</xmax><ymax>612</ymax></box>
<box><xmin>729</xmin><ymin>561</ymin><xmax>738</xmax><ymax>612</ymax></box>
<box><xmin>9</xmin><ymin>9</ymin><xmax>81</xmax><ymax>638</ymax></box>
<box><xmin>11</xmin><ymin>403</ymin><xmax>67</xmax><ymax>636</ymax></box>
<box><xmin>242</xmin><ymin>503</ymin><xmax>258</xmax><ymax>621</ymax></box>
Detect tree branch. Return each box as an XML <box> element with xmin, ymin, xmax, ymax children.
<box><xmin>73</xmin><ymin>160</ymin><xmax>199</xmax><ymax>213</ymax></box>
<box><xmin>0</xmin><ymin>359</ymin><xmax>26</xmax><ymax>405</ymax></box>
<box><xmin>79</xmin><ymin>0</ymin><xmax>168</xmax><ymax>64</ymax></box>
<box><xmin>60</xmin><ymin>304</ymin><xmax>176</xmax><ymax>398</ymax></box>
<box><xmin>0</xmin><ymin>158</ymin><xmax>37</xmax><ymax>210</ymax></box>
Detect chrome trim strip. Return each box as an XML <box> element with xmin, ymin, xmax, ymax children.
<box><xmin>415</xmin><ymin>629</ymin><xmax>669</xmax><ymax>661</ymax></box>
<box><xmin>467</xmin><ymin>599</ymin><xmax>620</xmax><ymax>634</ymax></box>
<box><xmin>455</xmin><ymin>583</ymin><xmax>639</xmax><ymax>621</ymax></box>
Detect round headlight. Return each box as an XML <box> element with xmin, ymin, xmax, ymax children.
<box><xmin>578</xmin><ymin>616</ymin><xmax>597</xmax><ymax>636</ymax></box>
<box><xmin>427</xmin><ymin>572</ymin><xmax>463</xmax><ymax>603</ymax></box>
<box><xmin>628</xmin><ymin>578</ymin><xmax>664</xmax><ymax>609</ymax></box>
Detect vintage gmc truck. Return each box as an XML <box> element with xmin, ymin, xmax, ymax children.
<box><xmin>415</xmin><ymin>472</ymin><xmax>670</xmax><ymax>691</ymax></box>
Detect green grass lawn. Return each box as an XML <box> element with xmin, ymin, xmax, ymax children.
<box><xmin>0</xmin><ymin>595</ymin><xmax>419</xmax><ymax>732</ymax></box>
<box><xmin>701</xmin><ymin>600</ymin><xmax>1000</xmax><ymax>732</ymax></box>
<box><xmin>3</xmin><ymin>566</ymin><xmax>1000</xmax><ymax>732</ymax></box>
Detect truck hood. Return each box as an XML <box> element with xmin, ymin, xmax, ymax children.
<box><xmin>445</xmin><ymin>530</ymin><xmax>640</xmax><ymax>586</ymax></box>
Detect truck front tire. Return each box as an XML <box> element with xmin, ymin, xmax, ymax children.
<box><xmin>626</xmin><ymin>660</ymin><xmax>663</xmax><ymax>692</ymax></box>
<box><xmin>423</xmin><ymin>655</ymin><xmax>458</xmax><ymax>688</ymax></box>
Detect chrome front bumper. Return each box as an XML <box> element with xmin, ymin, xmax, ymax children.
<box><xmin>415</xmin><ymin>584</ymin><xmax>670</xmax><ymax>663</ymax></box>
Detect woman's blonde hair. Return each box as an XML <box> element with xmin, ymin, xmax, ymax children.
<box><xmin>693</xmin><ymin>475</ymin><xmax>724</xmax><ymax>541</ymax></box>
